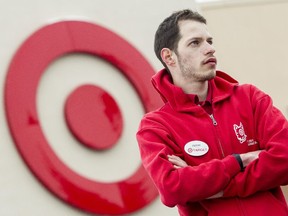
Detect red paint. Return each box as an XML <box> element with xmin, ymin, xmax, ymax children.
<box><xmin>5</xmin><ymin>21</ymin><xmax>161</xmax><ymax>215</ymax></box>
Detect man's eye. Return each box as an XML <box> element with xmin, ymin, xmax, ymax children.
<box><xmin>207</xmin><ymin>40</ymin><xmax>213</xmax><ymax>45</ymax></box>
<box><xmin>191</xmin><ymin>41</ymin><xmax>199</xmax><ymax>46</ymax></box>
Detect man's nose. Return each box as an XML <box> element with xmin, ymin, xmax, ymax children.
<box><xmin>203</xmin><ymin>42</ymin><xmax>215</xmax><ymax>55</ymax></box>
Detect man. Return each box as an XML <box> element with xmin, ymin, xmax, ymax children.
<box><xmin>136</xmin><ymin>9</ymin><xmax>288</xmax><ymax>216</ymax></box>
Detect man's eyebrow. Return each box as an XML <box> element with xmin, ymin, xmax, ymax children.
<box><xmin>186</xmin><ymin>37</ymin><xmax>201</xmax><ymax>44</ymax></box>
<box><xmin>188</xmin><ymin>37</ymin><xmax>201</xmax><ymax>40</ymax></box>
<box><xmin>188</xmin><ymin>36</ymin><xmax>213</xmax><ymax>41</ymax></box>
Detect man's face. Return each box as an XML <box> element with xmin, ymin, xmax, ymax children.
<box><xmin>174</xmin><ymin>20</ymin><xmax>217</xmax><ymax>82</ymax></box>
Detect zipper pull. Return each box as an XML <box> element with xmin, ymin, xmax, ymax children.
<box><xmin>209</xmin><ymin>114</ymin><xmax>217</xmax><ymax>126</ymax></box>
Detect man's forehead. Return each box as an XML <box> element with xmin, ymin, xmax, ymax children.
<box><xmin>178</xmin><ymin>20</ymin><xmax>212</xmax><ymax>38</ymax></box>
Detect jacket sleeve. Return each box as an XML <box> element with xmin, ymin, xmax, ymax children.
<box><xmin>137</xmin><ymin>116</ymin><xmax>241</xmax><ymax>207</ymax></box>
<box><xmin>223</xmin><ymin>85</ymin><xmax>288</xmax><ymax>197</ymax></box>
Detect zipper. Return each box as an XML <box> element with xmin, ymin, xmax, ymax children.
<box><xmin>209</xmin><ymin>114</ymin><xmax>225</xmax><ymax>158</ymax></box>
<box><xmin>209</xmin><ymin>114</ymin><xmax>217</xmax><ymax>126</ymax></box>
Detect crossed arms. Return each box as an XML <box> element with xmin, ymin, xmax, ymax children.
<box><xmin>168</xmin><ymin>150</ymin><xmax>263</xmax><ymax>199</ymax></box>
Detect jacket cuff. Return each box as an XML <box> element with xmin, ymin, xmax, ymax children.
<box><xmin>221</xmin><ymin>155</ymin><xmax>242</xmax><ymax>197</ymax></box>
<box><xmin>223</xmin><ymin>155</ymin><xmax>242</xmax><ymax>177</ymax></box>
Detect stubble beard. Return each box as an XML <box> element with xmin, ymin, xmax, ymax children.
<box><xmin>179</xmin><ymin>59</ymin><xmax>216</xmax><ymax>82</ymax></box>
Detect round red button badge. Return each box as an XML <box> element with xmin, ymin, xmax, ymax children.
<box><xmin>5</xmin><ymin>21</ymin><xmax>161</xmax><ymax>215</ymax></box>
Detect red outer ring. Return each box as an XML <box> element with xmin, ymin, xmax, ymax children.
<box><xmin>5</xmin><ymin>21</ymin><xmax>161</xmax><ymax>215</ymax></box>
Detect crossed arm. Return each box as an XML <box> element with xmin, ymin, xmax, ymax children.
<box><xmin>168</xmin><ymin>150</ymin><xmax>263</xmax><ymax>199</ymax></box>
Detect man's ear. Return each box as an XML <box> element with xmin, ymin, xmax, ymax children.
<box><xmin>161</xmin><ymin>48</ymin><xmax>175</xmax><ymax>66</ymax></box>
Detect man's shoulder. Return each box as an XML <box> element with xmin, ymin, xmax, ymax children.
<box><xmin>138</xmin><ymin>105</ymin><xmax>172</xmax><ymax>128</ymax></box>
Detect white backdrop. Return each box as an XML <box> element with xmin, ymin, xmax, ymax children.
<box><xmin>0</xmin><ymin>0</ymin><xmax>199</xmax><ymax>215</ymax></box>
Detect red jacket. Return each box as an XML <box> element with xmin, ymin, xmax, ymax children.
<box><xmin>136</xmin><ymin>69</ymin><xmax>288</xmax><ymax>216</ymax></box>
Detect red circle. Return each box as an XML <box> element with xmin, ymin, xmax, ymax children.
<box><xmin>65</xmin><ymin>84</ymin><xmax>123</xmax><ymax>150</ymax></box>
<box><xmin>5</xmin><ymin>21</ymin><xmax>161</xmax><ymax>215</ymax></box>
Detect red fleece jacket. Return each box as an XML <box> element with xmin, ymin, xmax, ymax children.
<box><xmin>136</xmin><ymin>69</ymin><xmax>288</xmax><ymax>216</ymax></box>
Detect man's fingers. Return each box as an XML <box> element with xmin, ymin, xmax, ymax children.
<box><xmin>168</xmin><ymin>155</ymin><xmax>188</xmax><ymax>168</ymax></box>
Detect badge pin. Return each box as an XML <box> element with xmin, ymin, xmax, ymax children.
<box><xmin>184</xmin><ymin>140</ymin><xmax>209</xmax><ymax>156</ymax></box>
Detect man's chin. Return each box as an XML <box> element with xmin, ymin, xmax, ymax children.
<box><xmin>203</xmin><ymin>70</ymin><xmax>216</xmax><ymax>81</ymax></box>
<box><xmin>208</xmin><ymin>72</ymin><xmax>216</xmax><ymax>80</ymax></box>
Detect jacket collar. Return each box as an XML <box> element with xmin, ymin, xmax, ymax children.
<box><xmin>151</xmin><ymin>69</ymin><xmax>239</xmax><ymax>112</ymax></box>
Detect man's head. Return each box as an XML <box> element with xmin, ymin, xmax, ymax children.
<box><xmin>154</xmin><ymin>9</ymin><xmax>217</xmax><ymax>84</ymax></box>
<box><xmin>154</xmin><ymin>9</ymin><xmax>207</xmax><ymax>71</ymax></box>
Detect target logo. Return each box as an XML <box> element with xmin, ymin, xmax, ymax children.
<box><xmin>5</xmin><ymin>21</ymin><xmax>161</xmax><ymax>215</ymax></box>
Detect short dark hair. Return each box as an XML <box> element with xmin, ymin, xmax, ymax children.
<box><xmin>154</xmin><ymin>9</ymin><xmax>206</xmax><ymax>70</ymax></box>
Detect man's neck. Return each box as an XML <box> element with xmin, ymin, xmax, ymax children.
<box><xmin>175</xmin><ymin>79</ymin><xmax>208</xmax><ymax>102</ymax></box>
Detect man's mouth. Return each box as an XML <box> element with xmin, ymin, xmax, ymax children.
<box><xmin>203</xmin><ymin>57</ymin><xmax>217</xmax><ymax>66</ymax></box>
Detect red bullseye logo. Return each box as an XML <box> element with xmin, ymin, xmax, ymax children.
<box><xmin>5</xmin><ymin>21</ymin><xmax>161</xmax><ymax>215</ymax></box>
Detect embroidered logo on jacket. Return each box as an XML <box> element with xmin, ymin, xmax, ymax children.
<box><xmin>233</xmin><ymin>122</ymin><xmax>247</xmax><ymax>144</ymax></box>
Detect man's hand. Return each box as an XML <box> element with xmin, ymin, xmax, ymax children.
<box><xmin>240</xmin><ymin>150</ymin><xmax>263</xmax><ymax>168</ymax></box>
<box><xmin>207</xmin><ymin>191</ymin><xmax>223</xmax><ymax>199</ymax></box>
<box><xmin>167</xmin><ymin>155</ymin><xmax>188</xmax><ymax>169</ymax></box>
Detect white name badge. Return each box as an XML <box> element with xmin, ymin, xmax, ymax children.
<box><xmin>184</xmin><ymin>141</ymin><xmax>209</xmax><ymax>156</ymax></box>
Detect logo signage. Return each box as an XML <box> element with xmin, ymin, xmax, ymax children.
<box><xmin>5</xmin><ymin>21</ymin><xmax>161</xmax><ymax>215</ymax></box>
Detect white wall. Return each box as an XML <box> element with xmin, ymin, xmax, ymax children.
<box><xmin>201</xmin><ymin>0</ymin><xmax>288</xmax><ymax>118</ymax></box>
<box><xmin>0</xmin><ymin>1</ymin><xmax>198</xmax><ymax>215</ymax></box>
<box><xmin>201</xmin><ymin>0</ymin><xmax>288</xmax><ymax>201</ymax></box>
